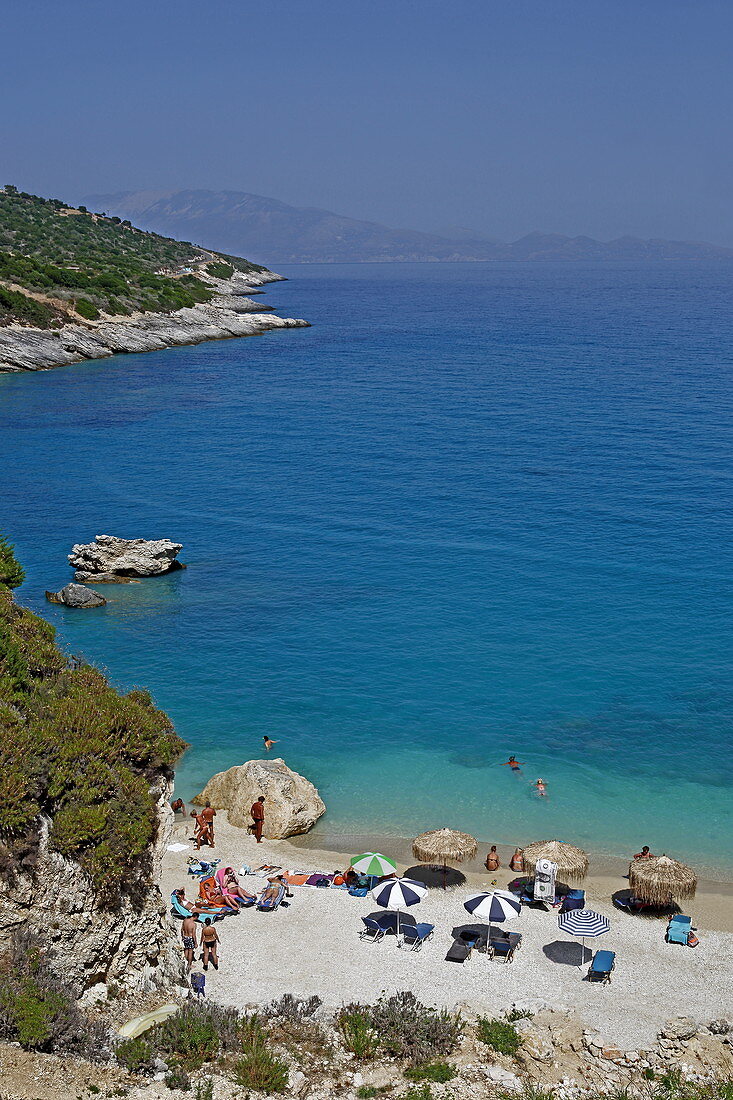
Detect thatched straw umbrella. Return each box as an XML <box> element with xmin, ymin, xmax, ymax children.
<box><xmin>412</xmin><ymin>828</ymin><xmax>478</xmax><ymax>889</ymax></box>
<box><xmin>628</xmin><ymin>854</ymin><xmax>697</xmax><ymax>906</ymax></box>
<box><xmin>521</xmin><ymin>839</ymin><xmax>589</xmax><ymax>882</ymax></box>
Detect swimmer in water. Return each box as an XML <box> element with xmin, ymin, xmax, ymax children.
<box><xmin>502</xmin><ymin>756</ymin><xmax>525</xmax><ymax>773</ymax></box>
<box><xmin>263</xmin><ymin>736</ymin><xmax>278</xmax><ymax>752</ymax></box>
<box><xmin>534</xmin><ymin>778</ymin><xmax>547</xmax><ymax>797</ymax></box>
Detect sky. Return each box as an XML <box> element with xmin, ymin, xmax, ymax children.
<box><xmin>2</xmin><ymin>0</ymin><xmax>732</xmax><ymax>243</ymax></box>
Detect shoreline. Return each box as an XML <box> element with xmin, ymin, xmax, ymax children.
<box><xmin>169</xmin><ymin>813</ymin><xmax>733</xmax><ymax>934</ymax></box>
<box><xmin>0</xmin><ymin>270</ymin><xmax>309</xmax><ymax>373</ymax></box>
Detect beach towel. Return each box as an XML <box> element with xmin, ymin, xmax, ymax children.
<box><xmin>305</xmin><ymin>873</ymin><xmax>334</xmax><ymax>888</ymax></box>
<box><xmin>283</xmin><ymin>873</ymin><xmax>311</xmax><ymax>887</ymax></box>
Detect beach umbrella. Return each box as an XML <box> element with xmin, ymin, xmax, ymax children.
<box><xmin>522</xmin><ymin>839</ymin><xmax>589</xmax><ymax>881</ymax></box>
<box><xmin>351</xmin><ymin>852</ymin><xmax>397</xmax><ymax>878</ymax></box>
<box><xmin>464</xmin><ymin>889</ymin><xmax>521</xmax><ymax>950</ymax></box>
<box><xmin>412</xmin><ymin>828</ymin><xmax>478</xmax><ymax>889</ymax></box>
<box><xmin>628</xmin><ymin>854</ymin><xmax>697</xmax><ymax>907</ymax></box>
<box><xmin>371</xmin><ymin>876</ymin><xmax>427</xmax><ymax>938</ymax></box>
<box><xmin>558</xmin><ymin>908</ymin><xmax>610</xmax><ymax>967</ymax></box>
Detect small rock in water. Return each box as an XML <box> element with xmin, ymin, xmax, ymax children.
<box><xmin>68</xmin><ymin>534</ymin><xmax>183</xmax><ymax>577</ymax></box>
<box><xmin>46</xmin><ymin>583</ymin><xmax>106</xmax><ymax>608</ymax></box>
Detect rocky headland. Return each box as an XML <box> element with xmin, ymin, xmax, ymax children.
<box><xmin>0</xmin><ymin>270</ymin><xmax>308</xmax><ymax>373</ymax></box>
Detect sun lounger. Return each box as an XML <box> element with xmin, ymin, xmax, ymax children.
<box><xmin>360</xmin><ymin>914</ymin><xmax>399</xmax><ymax>943</ymax></box>
<box><xmin>399</xmin><ymin>923</ymin><xmax>435</xmax><ymax>951</ymax></box>
<box><xmin>489</xmin><ymin>932</ymin><xmax>522</xmax><ymax>962</ymax></box>
<box><xmin>170</xmin><ymin>894</ymin><xmax>228</xmax><ymax>924</ymax></box>
<box><xmin>615</xmin><ymin>894</ymin><xmax>652</xmax><ymax>914</ymax></box>
<box><xmin>587</xmin><ymin>949</ymin><xmax>615</xmax><ymax>983</ymax></box>
<box><xmin>257</xmin><ymin>884</ymin><xmax>286</xmax><ymax>911</ymax></box>
<box><xmin>666</xmin><ymin>915</ymin><xmax>693</xmax><ymax>945</ymax></box>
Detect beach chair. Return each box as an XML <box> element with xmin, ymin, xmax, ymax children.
<box><xmin>399</xmin><ymin>923</ymin><xmax>435</xmax><ymax>952</ymax></box>
<box><xmin>170</xmin><ymin>894</ymin><xmax>228</xmax><ymax>924</ymax></box>
<box><xmin>489</xmin><ymin>932</ymin><xmax>522</xmax><ymax>963</ymax></box>
<box><xmin>359</xmin><ymin>914</ymin><xmax>398</xmax><ymax>943</ymax></box>
<box><xmin>257</xmin><ymin>884</ymin><xmax>286</xmax><ymax>911</ymax></box>
<box><xmin>666</xmin><ymin>915</ymin><xmax>692</xmax><ymax>945</ymax></box>
<box><xmin>559</xmin><ymin>889</ymin><xmax>585</xmax><ymax>914</ymax></box>
<box><xmin>445</xmin><ymin>939</ymin><xmax>471</xmax><ymax>963</ymax></box>
<box><xmin>587</xmin><ymin>950</ymin><xmax>615</xmax><ymax>983</ymax></box>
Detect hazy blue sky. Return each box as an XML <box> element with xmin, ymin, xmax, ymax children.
<box><xmin>3</xmin><ymin>0</ymin><xmax>732</xmax><ymax>242</ymax></box>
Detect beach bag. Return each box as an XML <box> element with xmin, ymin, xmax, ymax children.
<box><xmin>687</xmin><ymin>932</ymin><xmax>700</xmax><ymax>947</ymax></box>
<box><xmin>190</xmin><ymin>972</ymin><xmax>206</xmax><ymax>997</ymax></box>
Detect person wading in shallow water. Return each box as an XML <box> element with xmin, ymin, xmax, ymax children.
<box><xmin>263</xmin><ymin>735</ymin><xmax>278</xmax><ymax>752</ymax></box>
<box><xmin>250</xmin><ymin>795</ymin><xmax>265</xmax><ymax>842</ymax></box>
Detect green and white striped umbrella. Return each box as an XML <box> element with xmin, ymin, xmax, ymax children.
<box><xmin>351</xmin><ymin>852</ymin><xmax>397</xmax><ymax>877</ymax></box>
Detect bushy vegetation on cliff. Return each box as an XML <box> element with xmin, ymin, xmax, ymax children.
<box><xmin>0</xmin><ymin>539</ymin><xmax>186</xmax><ymax>901</ymax></box>
<box><xmin>0</xmin><ymin>185</ymin><xmax>269</xmax><ymax>327</ymax></box>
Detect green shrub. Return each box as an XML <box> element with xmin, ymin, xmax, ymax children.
<box><xmin>154</xmin><ymin>1001</ymin><xmax>240</xmax><ymax>1068</ymax></box>
<box><xmin>337</xmin><ymin>1006</ymin><xmax>380</xmax><ymax>1060</ymax></box>
<box><xmin>404</xmin><ymin>1062</ymin><xmax>455</xmax><ymax>1083</ymax></box>
<box><xmin>476</xmin><ymin>1016</ymin><xmax>522</xmax><ymax>1055</ymax></box>
<box><xmin>205</xmin><ymin>261</ymin><xmax>234</xmax><ymax>279</ymax></box>
<box><xmin>194</xmin><ymin>1080</ymin><xmax>214</xmax><ymax>1100</ymax></box>
<box><xmin>403</xmin><ymin>1086</ymin><xmax>434</xmax><ymax>1100</ymax></box>
<box><xmin>231</xmin><ymin>1013</ymin><xmax>288</xmax><ymax>1092</ymax></box>
<box><xmin>115</xmin><ymin>1034</ymin><xmax>155</xmax><ymax>1074</ymax></box>
<box><xmin>365</xmin><ymin>991</ymin><xmax>463</xmax><ymax>1065</ymax></box>
<box><xmin>505</xmin><ymin>1006</ymin><xmax>533</xmax><ymax>1022</ymax></box>
<box><xmin>74</xmin><ymin>297</ymin><xmax>100</xmax><ymax>320</ymax></box>
<box><xmin>0</xmin><ymin>978</ymin><xmax>67</xmax><ymax>1048</ymax></box>
<box><xmin>0</xmin><ymin>537</ymin><xmax>24</xmax><ymax>589</ymax></box>
<box><xmin>356</xmin><ymin>1089</ymin><xmax>391</xmax><ymax>1099</ymax></box>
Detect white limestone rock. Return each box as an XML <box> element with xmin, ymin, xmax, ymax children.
<box><xmin>194</xmin><ymin>758</ymin><xmax>326</xmax><ymax>838</ymax></box>
<box><xmin>68</xmin><ymin>534</ymin><xmax>183</xmax><ymax>577</ymax></box>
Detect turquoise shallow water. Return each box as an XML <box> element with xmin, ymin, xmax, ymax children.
<box><xmin>2</xmin><ymin>262</ymin><xmax>732</xmax><ymax>872</ymax></box>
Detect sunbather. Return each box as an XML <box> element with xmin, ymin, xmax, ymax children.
<box><xmin>485</xmin><ymin>845</ymin><xmax>501</xmax><ymax>871</ymax></box>
<box><xmin>198</xmin><ymin>875</ymin><xmax>237</xmax><ymax>911</ymax></box>
<box><xmin>510</xmin><ymin>847</ymin><xmax>524</xmax><ymax>872</ymax></box>
<box><xmin>217</xmin><ymin>867</ymin><xmax>256</xmax><ymax>905</ymax></box>
<box><xmin>172</xmin><ymin>888</ymin><xmax>204</xmax><ymax>915</ymax></box>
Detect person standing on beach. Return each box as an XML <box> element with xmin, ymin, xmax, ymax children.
<box><xmin>250</xmin><ymin>795</ymin><xmax>265</xmax><ymax>842</ymax></box>
<box><xmin>200</xmin><ymin>917</ymin><xmax>220</xmax><ymax>971</ymax></box>
<box><xmin>200</xmin><ymin>801</ymin><xmax>217</xmax><ymax>845</ymax></box>
<box><xmin>501</xmin><ymin>756</ymin><xmax>525</xmax><ymax>773</ymax></box>
<box><xmin>180</xmin><ymin>912</ymin><xmax>198</xmax><ymax>971</ymax></box>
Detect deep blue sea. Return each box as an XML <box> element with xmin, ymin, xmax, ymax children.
<box><xmin>2</xmin><ymin>262</ymin><xmax>732</xmax><ymax>872</ymax></box>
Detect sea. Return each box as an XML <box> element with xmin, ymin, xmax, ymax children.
<box><xmin>2</xmin><ymin>262</ymin><xmax>732</xmax><ymax>874</ymax></box>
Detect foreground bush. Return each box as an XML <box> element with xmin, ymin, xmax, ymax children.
<box><xmin>476</xmin><ymin>1016</ymin><xmax>523</xmax><ymax>1055</ymax></box>
<box><xmin>367</xmin><ymin>991</ymin><xmax>463</xmax><ymax>1065</ymax></box>
<box><xmin>404</xmin><ymin>1062</ymin><xmax>456</xmax><ymax>1083</ymax></box>
<box><xmin>0</xmin><ymin>932</ymin><xmax>109</xmax><ymax>1058</ymax></box>
<box><xmin>231</xmin><ymin>1013</ymin><xmax>289</xmax><ymax>1093</ymax></box>
<box><xmin>337</xmin><ymin>1005</ymin><xmax>380</xmax><ymax>1059</ymax></box>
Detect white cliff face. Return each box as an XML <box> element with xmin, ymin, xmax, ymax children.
<box><xmin>0</xmin><ymin>274</ymin><xmax>309</xmax><ymax>373</ymax></box>
<box><xmin>0</xmin><ymin>784</ymin><xmax>184</xmax><ymax>997</ymax></box>
<box><xmin>194</xmin><ymin>758</ymin><xmax>326</xmax><ymax>838</ymax></box>
<box><xmin>69</xmin><ymin>535</ymin><xmax>183</xmax><ymax>577</ymax></box>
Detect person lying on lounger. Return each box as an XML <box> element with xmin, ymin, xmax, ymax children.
<box><xmin>221</xmin><ymin>867</ymin><xmax>256</xmax><ymax>904</ymax></box>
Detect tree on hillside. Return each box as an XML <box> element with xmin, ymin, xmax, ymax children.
<box><xmin>0</xmin><ymin>536</ymin><xmax>25</xmax><ymax>588</ymax></box>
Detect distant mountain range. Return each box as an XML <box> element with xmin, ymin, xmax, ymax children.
<box><xmin>82</xmin><ymin>189</ymin><xmax>733</xmax><ymax>265</ymax></box>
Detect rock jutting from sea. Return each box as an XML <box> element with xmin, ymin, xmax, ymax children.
<box><xmin>0</xmin><ymin>270</ymin><xmax>309</xmax><ymax>373</ymax></box>
<box><xmin>45</xmin><ymin>582</ymin><xmax>107</xmax><ymax>608</ymax></box>
<box><xmin>193</xmin><ymin>757</ymin><xmax>326</xmax><ymax>838</ymax></box>
<box><xmin>69</xmin><ymin>534</ymin><xmax>183</xmax><ymax>578</ymax></box>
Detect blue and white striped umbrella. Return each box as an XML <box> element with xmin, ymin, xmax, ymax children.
<box><xmin>558</xmin><ymin>909</ymin><xmax>610</xmax><ymax>938</ymax></box>
<box><xmin>371</xmin><ymin>877</ymin><xmax>427</xmax><ymax>938</ymax></box>
<box><xmin>464</xmin><ymin>890</ymin><xmax>521</xmax><ymax>923</ymax></box>
<box><xmin>372</xmin><ymin>877</ymin><xmax>427</xmax><ymax>910</ymax></box>
<box><xmin>558</xmin><ymin>908</ymin><xmax>610</xmax><ymax>966</ymax></box>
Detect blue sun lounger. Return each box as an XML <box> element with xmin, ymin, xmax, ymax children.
<box><xmin>666</xmin><ymin>915</ymin><xmax>692</xmax><ymax>945</ymax></box>
<box><xmin>257</xmin><ymin>884</ymin><xmax>286</xmax><ymax>911</ymax></box>
<box><xmin>360</xmin><ymin>914</ymin><xmax>398</xmax><ymax>943</ymax></box>
<box><xmin>399</xmin><ymin>923</ymin><xmax>435</xmax><ymax>951</ymax></box>
<box><xmin>170</xmin><ymin>893</ymin><xmax>228</xmax><ymax>924</ymax></box>
<box><xmin>587</xmin><ymin>949</ymin><xmax>615</xmax><ymax>983</ymax></box>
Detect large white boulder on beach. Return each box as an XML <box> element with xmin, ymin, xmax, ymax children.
<box><xmin>68</xmin><ymin>534</ymin><xmax>183</xmax><ymax>577</ymax></box>
<box><xmin>193</xmin><ymin>758</ymin><xmax>325</xmax><ymax>838</ymax></box>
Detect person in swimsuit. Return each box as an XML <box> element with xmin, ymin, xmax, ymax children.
<box><xmin>534</xmin><ymin>778</ymin><xmax>547</xmax><ymax>797</ymax></box>
<box><xmin>633</xmin><ymin>845</ymin><xmax>654</xmax><ymax>859</ymax></box>
<box><xmin>180</xmin><ymin>912</ymin><xmax>198</xmax><ymax>970</ymax></box>
<box><xmin>200</xmin><ymin>802</ymin><xmax>217</xmax><ymax>845</ymax></box>
<box><xmin>263</xmin><ymin>736</ymin><xmax>278</xmax><ymax>752</ymax></box>
<box><xmin>171</xmin><ymin>797</ymin><xmax>185</xmax><ymax>814</ymax></box>
<box><xmin>200</xmin><ymin>917</ymin><xmax>220</xmax><ymax>971</ymax></box>
<box><xmin>510</xmin><ymin>847</ymin><xmax>525</xmax><ymax>872</ymax></box>
<box><xmin>223</xmin><ymin>867</ymin><xmax>256</xmax><ymax>904</ymax></box>
<box><xmin>502</xmin><ymin>756</ymin><xmax>525</xmax><ymax>772</ymax></box>
<box><xmin>250</xmin><ymin>796</ymin><xmax>266</xmax><ymax>842</ymax></box>
<box><xmin>485</xmin><ymin>845</ymin><xmax>501</xmax><ymax>871</ymax></box>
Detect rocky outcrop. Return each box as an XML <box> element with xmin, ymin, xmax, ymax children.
<box><xmin>0</xmin><ymin>273</ymin><xmax>309</xmax><ymax>373</ymax></box>
<box><xmin>0</xmin><ymin>783</ymin><xmax>184</xmax><ymax>997</ymax></box>
<box><xmin>69</xmin><ymin>535</ymin><xmax>183</xmax><ymax>577</ymax></box>
<box><xmin>45</xmin><ymin>582</ymin><xmax>107</xmax><ymax>608</ymax></box>
<box><xmin>193</xmin><ymin>758</ymin><xmax>326</xmax><ymax>838</ymax></box>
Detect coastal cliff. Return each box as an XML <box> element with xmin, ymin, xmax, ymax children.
<box><xmin>0</xmin><ymin>270</ymin><xmax>308</xmax><ymax>373</ymax></box>
<box><xmin>0</xmin><ymin>537</ymin><xmax>187</xmax><ymax>996</ymax></box>
<box><xmin>0</xmin><ymin>187</ymin><xmax>309</xmax><ymax>373</ymax></box>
